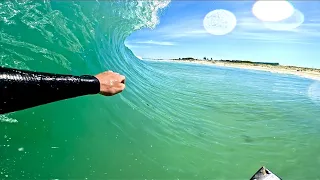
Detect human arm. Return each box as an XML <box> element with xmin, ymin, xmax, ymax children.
<box><xmin>0</xmin><ymin>66</ymin><xmax>125</xmax><ymax>114</ymax></box>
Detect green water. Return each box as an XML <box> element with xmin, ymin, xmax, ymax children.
<box><xmin>1</xmin><ymin>1</ymin><xmax>320</xmax><ymax>179</ymax></box>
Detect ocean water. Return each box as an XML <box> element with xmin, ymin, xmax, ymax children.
<box><xmin>1</xmin><ymin>1</ymin><xmax>320</xmax><ymax>179</ymax></box>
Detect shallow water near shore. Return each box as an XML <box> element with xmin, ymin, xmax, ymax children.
<box><xmin>1</xmin><ymin>1</ymin><xmax>320</xmax><ymax>179</ymax></box>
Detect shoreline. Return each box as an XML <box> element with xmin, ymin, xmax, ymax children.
<box><xmin>148</xmin><ymin>59</ymin><xmax>320</xmax><ymax>82</ymax></box>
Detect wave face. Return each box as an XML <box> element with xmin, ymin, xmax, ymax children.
<box><xmin>1</xmin><ymin>1</ymin><xmax>320</xmax><ymax>179</ymax></box>
<box><xmin>0</xmin><ymin>0</ymin><xmax>171</xmax><ymax>124</ymax></box>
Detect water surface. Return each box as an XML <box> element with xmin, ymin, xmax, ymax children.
<box><xmin>1</xmin><ymin>1</ymin><xmax>320</xmax><ymax>179</ymax></box>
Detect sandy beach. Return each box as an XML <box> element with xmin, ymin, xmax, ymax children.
<box><xmin>150</xmin><ymin>59</ymin><xmax>320</xmax><ymax>82</ymax></box>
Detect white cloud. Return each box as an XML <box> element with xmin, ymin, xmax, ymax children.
<box><xmin>134</xmin><ymin>40</ymin><xmax>176</xmax><ymax>46</ymax></box>
<box><xmin>231</xmin><ymin>31</ymin><xmax>313</xmax><ymax>44</ymax></box>
<box><xmin>162</xmin><ymin>29</ymin><xmax>208</xmax><ymax>39</ymax></box>
<box><xmin>154</xmin><ymin>15</ymin><xmax>209</xmax><ymax>39</ymax></box>
<box><xmin>229</xmin><ymin>11</ymin><xmax>320</xmax><ymax>44</ymax></box>
<box><xmin>125</xmin><ymin>44</ymin><xmax>151</xmax><ymax>49</ymax></box>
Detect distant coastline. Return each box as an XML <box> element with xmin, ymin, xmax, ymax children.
<box><xmin>146</xmin><ymin>57</ymin><xmax>320</xmax><ymax>81</ymax></box>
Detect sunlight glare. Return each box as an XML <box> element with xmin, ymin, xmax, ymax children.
<box><xmin>203</xmin><ymin>9</ymin><xmax>237</xmax><ymax>36</ymax></box>
<box><xmin>263</xmin><ymin>9</ymin><xmax>304</xmax><ymax>31</ymax></box>
<box><xmin>252</xmin><ymin>0</ymin><xmax>294</xmax><ymax>22</ymax></box>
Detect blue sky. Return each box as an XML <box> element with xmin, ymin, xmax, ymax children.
<box><xmin>125</xmin><ymin>1</ymin><xmax>320</xmax><ymax>68</ymax></box>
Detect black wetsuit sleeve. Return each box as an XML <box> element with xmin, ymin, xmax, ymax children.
<box><xmin>0</xmin><ymin>66</ymin><xmax>100</xmax><ymax>114</ymax></box>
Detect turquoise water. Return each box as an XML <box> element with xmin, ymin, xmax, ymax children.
<box><xmin>1</xmin><ymin>1</ymin><xmax>320</xmax><ymax>179</ymax></box>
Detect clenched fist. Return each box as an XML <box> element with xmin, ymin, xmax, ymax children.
<box><xmin>95</xmin><ymin>70</ymin><xmax>126</xmax><ymax>96</ymax></box>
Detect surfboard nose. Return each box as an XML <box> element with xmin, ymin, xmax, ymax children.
<box><xmin>250</xmin><ymin>166</ymin><xmax>282</xmax><ymax>180</ymax></box>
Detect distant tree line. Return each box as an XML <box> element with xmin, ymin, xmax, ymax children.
<box><xmin>175</xmin><ymin>57</ymin><xmax>279</xmax><ymax>66</ymax></box>
<box><xmin>220</xmin><ymin>60</ymin><xmax>279</xmax><ymax>66</ymax></box>
<box><xmin>178</xmin><ymin>57</ymin><xmax>195</xmax><ymax>60</ymax></box>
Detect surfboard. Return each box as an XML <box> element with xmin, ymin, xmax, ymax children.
<box><xmin>250</xmin><ymin>166</ymin><xmax>282</xmax><ymax>180</ymax></box>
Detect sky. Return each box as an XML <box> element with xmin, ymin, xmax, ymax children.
<box><xmin>125</xmin><ymin>1</ymin><xmax>320</xmax><ymax>68</ymax></box>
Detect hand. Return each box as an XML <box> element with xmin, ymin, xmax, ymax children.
<box><xmin>95</xmin><ymin>70</ymin><xmax>126</xmax><ymax>96</ymax></box>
